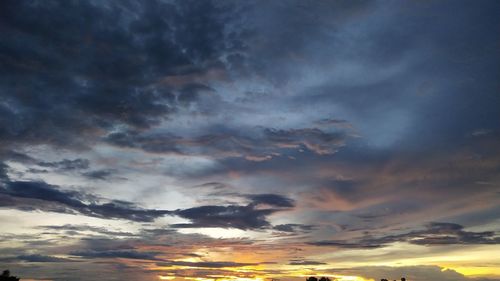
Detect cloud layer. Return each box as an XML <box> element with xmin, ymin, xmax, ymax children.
<box><xmin>1</xmin><ymin>0</ymin><xmax>500</xmax><ymax>281</ymax></box>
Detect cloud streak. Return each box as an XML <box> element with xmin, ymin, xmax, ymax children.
<box><xmin>309</xmin><ymin>222</ymin><xmax>500</xmax><ymax>248</ymax></box>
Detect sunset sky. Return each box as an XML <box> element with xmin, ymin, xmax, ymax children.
<box><xmin>1</xmin><ymin>1</ymin><xmax>499</xmax><ymax>281</ymax></box>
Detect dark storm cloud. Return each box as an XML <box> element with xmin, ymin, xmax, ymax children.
<box><xmin>1</xmin><ymin>181</ymin><xmax>88</xmax><ymax>208</ymax></box>
<box><xmin>308</xmin><ymin>240</ymin><xmax>383</xmax><ymax>249</ymax></box>
<box><xmin>282</xmin><ymin>0</ymin><xmax>500</xmax><ymax>151</ymax></box>
<box><xmin>0</xmin><ymin>151</ymin><xmax>91</xmax><ymax>172</ymax></box>
<box><xmin>0</xmin><ymin>162</ymin><xmax>8</xmax><ymax>180</ymax></box>
<box><xmin>0</xmin><ymin>0</ymin><xmax>237</xmax><ymax>149</ymax></box>
<box><xmin>234</xmin><ymin>0</ymin><xmax>375</xmax><ymax>81</ymax></box>
<box><xmin>192</xmin><ymin>182</ymin><xmax>228</xmax><ymax>190</ymax></box>
<box><xmin>3</xmin><ymin>150</ymin><xmax>108</xmax><ymax>179</ymax></box>
<box><xmin>82</xmin><ymin>169</ymin><xmax>115</xmax><ymax>180</ymax></box>
<box><xmin>71</xmin><ymin>250</ymin><xmax>160</xmax><ymax>260</ymax></box>
<box><xmin>172</xmin><ymin>205</ymin><xmax>277</xmax><ymax>230</ymax></box>
<box><xmin>39</xmin><ymin>224</ymin><xmax>136</xmax><ymax>237</ymax></box>
<box><xmin>0</xmin><ymin>178</ymin><xmax>295</xmax><ymax>228</ymax></box>
<box><xmin>105</xmin><ymin>126</ymin><xmax>348</xmax><ymax>160</ymax></box>
<box><xmin>0</xmin><ymin>180</ymin><xmax>171</xmax><ymax>222</ymax></box>
<box><xmin>170</xmin><ymin>193</ymin><xmax>295</xmax><ymax>229</ymax></box>
<box><xmin>0</xmin><ymin>150</ymin><xmax>35</xmax><ymax>164</ymax></box>
<box><xmin>309</xmin><ymin>222</ymin><xmax>500</xmax><ymax>248</ymax></box>
<box><xmin>288</xmin><ymin>259</ymin><xmax>326</xmax><ymax>266</ymax></box>
<box><xmin>273</xmin><ymin>224</ymin><xmax>316</xmax><ymax>233</ymax></box>
<box><xmin>247</xmin><ymin>193</ymin><xmax>295</xmax><ymax>208</ymax></box>
<box><xmin>17</xmin><ymin>254</ymin><xmax>75</xmax><ymax>263</ymax></box>
<box><xmin>37</xmin><ymin>158</ymin><xmax>90</xmax><ymax>170</ymax></box>
<box><xmin>87</xmin><ymin>201</ymin><xmax>171</xmax><ymax>222</ymax></box>
<box><xmin>409</xmin><ymin>222</ymin><xmax>500</xmax><ymax>246</ymax></box>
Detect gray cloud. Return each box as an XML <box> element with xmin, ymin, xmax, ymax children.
<box><xmin>247</xmin><ymin>193</ymin><xmax>295</xmax><ymax>208</ymax></box>
<box><xmin>0</xmin><ymin>0</ymin><xmax>238</xmax><ymax>150</ymax></box>
<box><xmin>288</xmin><ymin>259</ymin><xmax>326</xmax><ymax>266</ymax></box>
<box><xmin>273</xmin><ymin>224</ymin><xmax>316</xmax><ymax>233</ymax></box>
<box><xmin>309</xmin><ymin>222</ymin><xmax>500</xmax><ymax>248</ymax></box>
<box><xmin>171</xmin><ymin>193</ymin><xmax>295</xmax><ymax>230</ymax></box>
<box><xmin>105</xmin><ymin>126</ymin><xmax>348</xmax><ymax>160</ymax></box>
<box><xmin>17</xmin><ymin>254</ymin><xmax>76</xmax><ymax>263</ymax></box>
<box><xmin>0</xmin><ymin>180</ymin><xmax>171</xmax><ymax>222</ymax></box>
<box><xmin>0</xmin><ymin>162</ymin><xmax>9</xmax><ymax>180</ymax></box>
<box><xmin>37</xmin><ymin>158</ymin><xmax>90</xmax><ymax>171</ymax></box>
<box><xmin>39</xmin><ymin>224</ymin><xmax>136</xmax><ymax>237</ymax></box>
<box><xmin>0</xmin><ymin>177</ymin><xmax>295</xmax><ymax>229</ymax></box>
<box><xmin>172</xmin><ymin>205</ymin><xmax>275</xmax><ymax>230</ymax></box>
<box><xmin>70</xmin><ymin>250</ymin><xmax>160</xmax><ymax>261</ymax></box>
<box><xmin>81</xmin><ymin>169</ymin><xmax>115</xmax><ymax>180</ymax></box>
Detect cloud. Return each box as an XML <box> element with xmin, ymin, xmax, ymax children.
<box><xmin>71</xmin><ymin>250</ymin><xmax>160</xmax><ymax>260</ymax></box>
<box><xmin>0</xmin><ymin>180</ymin><xmax>171</xmax><ymax>222</ymax></box>
<box><xmin>172</xmin><ymin>205</ymin><xmax>277</xmax><ymax>230</ymax></box>
<box><xmin>81</xmin><ymin>169</ymin><xmax>115</xmax><ymax>180</ymax></box>
<box><xmin>309</xmin><ymin>222</ymin><xmax>500</xmax><ymax>248</ymax></box>
<box><xmin>105</xmin><ymin>126</ymin><xmax>348</xmax><ymax>160</ymax></box>
<box><xmin>0</xmin><ymin>0</ymin><xmax>237</xmax><ymax>150</ymax></box>
<box><xmin>247</xmin><ymin>193</ymin><xmax>295</xmax><ymax>208</ymax></box>
<box><xmin>288</xmin><ymin>259</ymin><xmax>326</xmax><ymax>266</ymax></box>
<box><xmin>1</xmin><ymin>180</ymin><xmax>88</xmax><ymax>209</ymax></box>
<box><xmin>86</xmin><ymin>201</ymin><xmax>171</xmax><ymax>222</ymax></box>
<box><xmin>192</xmin><ymin>182</ymin><xmax>228</xmax><ymax>190</ymax></box>
<box><xmin>330</xmin><ymin>265</ymin><xmax>500</xmax><ymax>281</ymax></box>
<box><xmin>37</xmin><ymin>159</ymin><xmax>90</xmax><ymax>171</ymax></box>
<box><xmin>409</xmin><ymin>222</ymin><xmax>500</xmax><ymax>246</ymax></box>
<box><xmin>17</xmin><ymin>254</ymin><xmax>75</xmax><ymax>263</ymax></box>
<box><xmin>0</xmin><ymin>178</ymin><xmax>295</xmax><ymax>229</ymax></box>
<box><xmin>170</xmin><ymin>193</ymin><xmax>295</xmax><ymax>230</ymax></box>
<box><xmin>0</xmin><ymin>162</ymin><xmax>9</xmax><ymax>180</ymax></box>
<box><xmin>39</xmin><ymin>224</ymin><xmax>136</xmax><ymax>237</ymax></box>
<box><xmin>273</xmin><ymin>224</ymin><xmax>316</xmax><ymax>233</ymax></box>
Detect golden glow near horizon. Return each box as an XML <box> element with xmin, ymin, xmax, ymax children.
<box><xmin>157</xmin><ymin>274</ymin><xmax>374</xmax><ymax>281</ymax></box>
<box><xmin>145</xmin><ymin>241</ymin><xmax>500</xmax><ymax>281</ymax></box>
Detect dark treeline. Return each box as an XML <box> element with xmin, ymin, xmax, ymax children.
<box><xmin>307</xmin><ymin>277</ymin><xmax>332</xmax><ymax>281</ymax></box>
<box><xmin>0</xmin><ymin>271</ymin><xmax>19</xmax><ymax>281</ymax></box>
<box><xmin>307</xmin><ymin>277</ymin><xmax>406</xmax><ymax>281</ymax></box>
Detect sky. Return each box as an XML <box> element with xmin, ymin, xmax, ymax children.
<box><xmin>0</xmin><ymin>1</ymin><xmax>499</xmax><ymax>281</ymax></box>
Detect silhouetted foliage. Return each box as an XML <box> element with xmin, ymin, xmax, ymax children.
<box><xmin>0</xmin><ymin>270</ymin><xmax>20</xmax><ymax>281</ymax></box>
<box><xmin>307</xmin><ymin>277</ymin><xmax>330</xmax><ymax>281</ymax></box>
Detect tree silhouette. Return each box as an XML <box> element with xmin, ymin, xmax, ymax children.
<box><xmin>0</xmin><ymin>270</ymin><xmax>20</xmax><ymax>281</ymax></box>
<box><xmin>307</xmin><ymin>277</ymin><xmax>331</xmax><ymax>281</ymax></box>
